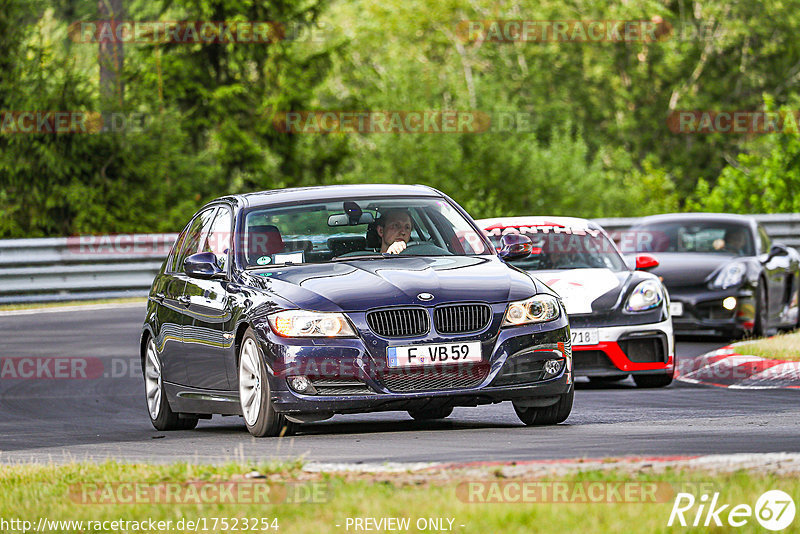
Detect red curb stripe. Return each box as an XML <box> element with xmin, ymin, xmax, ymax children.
<box><xmin>677</xmin><ymin>349</ymin><xmax>800</xmax><ymax>388</ymax></box>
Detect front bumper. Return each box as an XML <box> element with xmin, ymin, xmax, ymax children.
<box><xmin>569</xmin><ymin>318</ymin><xmax>674</xmax><ymax>377</ymax></box>
<box><xmin>253</xmin><ymin>306</ymin><xmax>572</xmax><ymax>416</ymax></box>
<box><xmin>668</xmin><ymin>287</ymin><xmax>755</xmax><ymax>337</ymax></box>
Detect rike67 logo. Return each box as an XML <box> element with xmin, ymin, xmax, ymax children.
<box><xmin>668</xmin><ymin>490</ymin><xmax>795</xmax><ymax>530</ymax></box>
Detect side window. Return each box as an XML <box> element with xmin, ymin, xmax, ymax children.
<box><xmin>758</xmin><ymin>225</ymin><xmax>771</xmax><ymax>254</ymax></box>
<box><xmin>202</xmin><ymin>208</ymin><xmax>233</xmax><ymax>270</ymax></box>
<box><xmin>173</xmin><ymin>208</ymin><xmax>217</xmax><ymax>274</ymax></box>
<box><xmin>166</xmin><ymin>224</ymin><xmax>191</xmax><ymax>273</ymax></box>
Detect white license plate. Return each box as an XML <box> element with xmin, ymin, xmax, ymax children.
<box><xmin>571</xmin><ymin>328</ymin><xmax>599</xmax><ymax>346</ymax></box>
<box><xmin>670</xmin><ymin>302</ymin><xmax>684</xmax><ymax>317</ymax></box>
<box><xmin>387</xmin><ymin>341</ymin><xmax>482</xmax><ymax>368</ymax></box>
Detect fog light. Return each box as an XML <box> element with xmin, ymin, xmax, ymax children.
<box><xmin>288</xmin><ymin>375</ymin><xmax>311</xmax><ymax>393</ymax></box>
<box><xmin>543</xmin><ymin>359</ymin><xmax>562</xmax><ymax>375</ymax></box>
<box><xmin>722</xmin><ymin>296</ymin><xmax>737</xmax><ymax>310</ymax></box>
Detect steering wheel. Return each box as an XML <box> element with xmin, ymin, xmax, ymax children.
<box><xmin>397</xmin><ymin>240</ymin><xmax>424</xmax><ymax>254</ymax></box>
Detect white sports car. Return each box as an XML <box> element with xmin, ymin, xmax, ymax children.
<box><xmin>478</xmin><ymin>216</ymin><xmax>675</xmax><ymax>387</ymax></box>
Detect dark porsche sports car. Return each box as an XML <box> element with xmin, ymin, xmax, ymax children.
<box><xmin>141</xmin><ymin>184</ymin><xmax>573</xmax><ymax>437</ymax></box>
<box><xmin>478</xmin><ymin>216</ymin><xmax>674</xmax><ymax>388</ymax></box>
<box><xmin>622</xmin><ymin>213</ymin><xmax>800</xmax><ymax>337</ymax></box>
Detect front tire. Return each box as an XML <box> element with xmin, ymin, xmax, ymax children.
<box><xmin>633</xmin><ymin>371</ymin><xmax>674</xmax><ymax>388</ymax></box>
<box><xmin>513</xmin><ymin>386</ymin><xmax>573</xmax><ymax>426</ymax></box>
<box><xmin>238</xmin><ymin>328</ymin><xmax>294</xmax><ymax>437</ymax></box>
<box><xmin>753</xmin><ymin>280</ymin><xmax>768</xmax><ymax>338</ymax></box>
<box><xmin>144</xmin><ymin>337</ymin><xmax>198</xmax><ymax>431</ymax></box>
<box><xmin>793</xmin><ymin>274</ymin><xmax>800</xmax><ymax>331</ymax></box>
<box><xmin>588</xmin><ymin>375</ymin><xmax>628</xmax><ymax>384</ymax></box>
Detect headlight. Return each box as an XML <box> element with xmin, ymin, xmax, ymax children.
<box><xmin>710</xmin><ymin>263</ymin><xmax>746</xmax><ymax>289</ymax></box>
<box><xmin>502</xmin><ymin>295</ymin><xmax>560</xmax><ymax>326</ymax></box>
<box><xmin>268</xmin><ymin>310</ymin><xmax>356</xmax><ymax>337</ymax></box>
<box><xmin>625</xmin><ymin>280</ymin><xmax>664</xmax><ymax>312</ymax></box>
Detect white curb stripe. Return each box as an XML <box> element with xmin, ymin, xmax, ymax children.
<box><xmin>0</xmin><ymin>301</ymin><xmax>146</xmax><ymax>317</ymax></box>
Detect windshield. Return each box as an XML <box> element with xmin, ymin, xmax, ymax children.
<box><xmin>238</xmin><ymin>196</ymin><xmax>491</xmax><ymax>267</ymax></box>
<box><xmin>622</xmin><ymin>221</ymin><xmax>754</xmax><ymax>256</ymax></box>
<box><xmin>484</xmin><ymin>226</ymin><xmax>627</xmax><ymax>272</ymax></box>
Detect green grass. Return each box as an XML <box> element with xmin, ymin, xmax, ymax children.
<box><xmin>1</xmin><ymin>461</ymin><xmax>797</xmax><ymax>533</ymax></box>
<box><xmin>0</xmin><ymin>297</ymin><xmax>146</xmax><ymax>311</ymax></box>
<box><xmin>736</xmin><ymin>331</ymin><xmax>800</xmax><ymax>361</ymax></box>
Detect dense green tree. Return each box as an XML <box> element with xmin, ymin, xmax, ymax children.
<box><xmin>0</xmin><ymin>0</ymin><xmax>347</xmax><ymax>236</ymax></box>
<box><xmin>2</xmin><ymin>0</ymin><xmax>800</xmax><ymax>237</ymax></box>
<box><xmin>690</xmin><ymin>97</ymin><xmax>800</xmax><ymax>213</ymax></box>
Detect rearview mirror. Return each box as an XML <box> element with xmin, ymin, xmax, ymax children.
<box><xmin>327</xmin><ymin>212</ymin><xmax>375</xmax><ymax>227</ymax></box>
<box><xmin>498</xmin><ymin>234</ymin><xmax>532</xmax><ymax>261</ymax></box>
<box><xmin>184</xmin><ymin>252</ymin><xmax>224</xmax><ymax>279</ymax></box>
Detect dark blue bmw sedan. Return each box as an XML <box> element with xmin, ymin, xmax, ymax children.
<box><xmin>141</xmin><ymin>184</ymin><xmax>573</xmax><ymax>437</ymax></box>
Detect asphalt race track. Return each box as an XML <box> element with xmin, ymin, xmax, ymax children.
<box><xmin>1</xmin><ymin>304</ymin><xmax>798</xmax><ymax>464</ymax></box>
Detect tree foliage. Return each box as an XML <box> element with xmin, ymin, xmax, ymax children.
<box><xmin>1</xmin><ymin>0</ymin><xmax>800</xmax><ymax>237</ymax></box>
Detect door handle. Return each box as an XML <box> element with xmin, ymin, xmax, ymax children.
<box><xmin>177</xmin><ymin>295</ymin><xmax>191</xmax><ymax>306</ymax></box>
<box><xmin>152</xmin><ymin>292</ymin><xmax>165</xmax><ymax>303</ymax></box>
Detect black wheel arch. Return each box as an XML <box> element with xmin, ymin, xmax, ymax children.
<box><xmin>139</xmin><ymin>324</ymin><xmax>157</xmax><ymax>374</ymax></box>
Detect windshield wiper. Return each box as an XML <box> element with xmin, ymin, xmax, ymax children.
<box><xmin>330</xmin><ymin>254</ymin><xmax>382</xmax><ymax>262</ymax></box>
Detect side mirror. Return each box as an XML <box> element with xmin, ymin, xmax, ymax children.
<box><xmin>767</xmin><ymin>243</ymin><xmax>789</xmax><ymax>261</ymax></box>
<box><xmin>635</xmin><ymin>253</ymin><xmax>659</xmax><ymax>270</ymax></box>
<box><xmin>498</xmin><ymin>234</ymin><xmax>532</xmax><ymax>261</ymax></box>
<box><xmin>184</xmin><ymin>252</ymin><xmax>224</xmax><ymax>279</ymax></box>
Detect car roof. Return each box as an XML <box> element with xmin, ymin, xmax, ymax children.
<box><xmin>476</xmin><ymin>216</ymin><xmax>602</xmax><ymax>231</ymax></box>
<box><xmin>230</xmin><ymin>184</ymin><xmax>442</xmax><ymax>208</ymax></box>
<box><xmin>633</xmin><ymin>212</ymin><xmax>755</xmax><ymax>226</ymax></box>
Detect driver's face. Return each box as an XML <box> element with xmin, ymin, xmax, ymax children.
<box><xmin>378</xmin><ymin>213</ymin><xmax>413</xmax><ymax>251</ymax></box>
<box><xmin>728</xmin><ymin>231</ymin><xmax>745</xmax><ymax>249</ymax></box>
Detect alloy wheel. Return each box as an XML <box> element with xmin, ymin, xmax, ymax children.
<box><xmin>145</xmin><ymin>338</ymin><xmax>162</xmax><ymax>419</ymax></box>
<box><xmin>239</xmin><ymin>338</ymin><xmax>263</xmax><ymax>426</ymax></box>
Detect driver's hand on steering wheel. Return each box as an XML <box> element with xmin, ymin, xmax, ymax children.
<box><xmin>386</xmin><ymin>240</ymin><xmax>407</xmax><ymax>254</ymax></box>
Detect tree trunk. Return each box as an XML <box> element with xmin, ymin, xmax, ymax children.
<box><xmin>98</xmin><ymin>0</ymin><xmax>124</xmax><ymax>113</ymax></box>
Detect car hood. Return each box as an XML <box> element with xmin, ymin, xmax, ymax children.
<box><xmin>647</xmin><ymin>252</ymin><xmax>732</xmax><ymax>288</ymax></box>
<box><xmin>530</xmin><ymin>268</ymin><xmax>629</xmax><ymax>314</ymax></box>
<box><xmin>241</xmin><ymin>256</ymin><xmax>539</xmax><ymax>312</ymax></box>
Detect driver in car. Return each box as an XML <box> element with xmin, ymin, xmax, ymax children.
<box><xmin>376</xmin><ymin>209</ymin><xmax>413</xmax><ymax>254</ymax></box>
<box><xmin>723</xmin><ymin>227</ymin><xmax>748</xmax><ymax>255</ymax></box>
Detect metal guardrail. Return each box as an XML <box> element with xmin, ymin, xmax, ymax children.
<box><xmin>1</xmin><ymin>214</ymin><xmax>800</xmax><ymax>304</ymax></box>
<box><xmin>0</xmin><ymin>234</ymin><xmax>177</xmax><ymax>304</ymax></box>
<box><xmin>593</xmin><ymin>214</ymin><xmax>800</xmax><ymax>249</ymax></box>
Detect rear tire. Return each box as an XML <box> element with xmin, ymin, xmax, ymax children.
<box><xmin>144</xmin><ymin>337</ymin><xmax>198</xmax><ymax>431</ymax></box>
<box><xmin>238</xmin><ymin>328</ymin><xmax>295</xmax><ymax>437</ymax></box>
<box><xmin>408</xmin><ymin>406</ymin><xmax>453</xmax><ymax>420</ymax></box>
<box><xmin>633</xmin><ymin>371</ymin><xmax>673</xmax><ymax>388</ymax></box>
<box><xmin>513</xmin><ymin>386</ymin><xmax>573</xmax><ymax>426</ymax></box>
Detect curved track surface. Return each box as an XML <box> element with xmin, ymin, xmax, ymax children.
<box><xmin>1</xmin><ymin>305</ymin><xmax>798</xmax><ymax>464</ymax></box>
